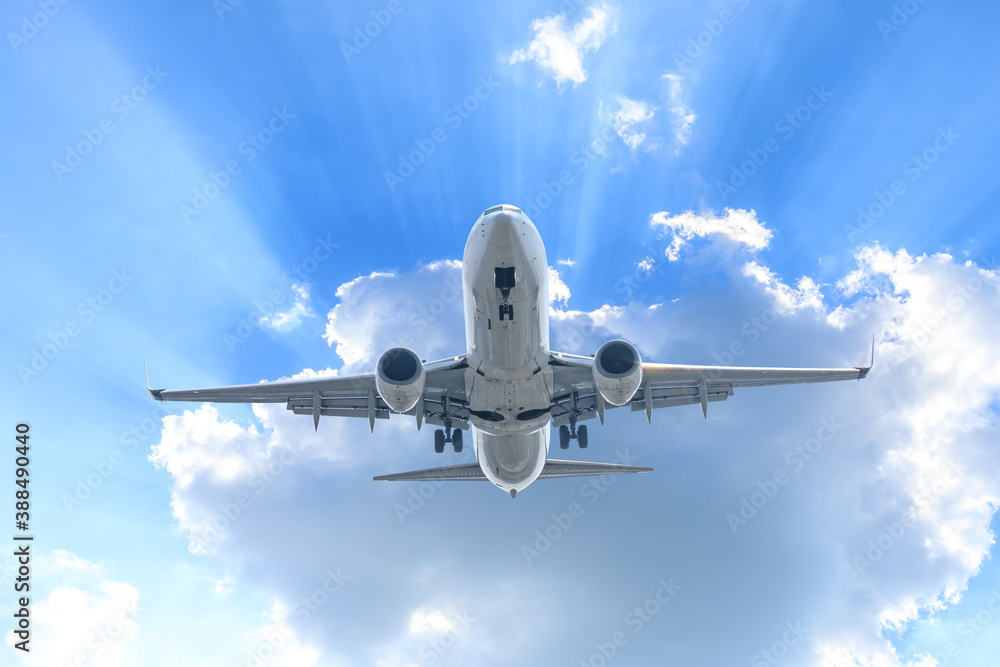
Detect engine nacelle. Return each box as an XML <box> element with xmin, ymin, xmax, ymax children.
<box><xmin>593</xmin><ymin>340</ymin><xmax>643</xmax><ymax>407</ymax></box>
<box><xmin>375</xmin><ymin>347</ymin><xmax>425</xmax><ymax>413</ymax></box>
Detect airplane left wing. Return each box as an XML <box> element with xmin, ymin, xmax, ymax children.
<box><xmin>146</xmin><ymin>356</ymin><xmax>470</xmax><ymax>432</ymax></box>
<box><xmin>548</xmin><ymin>342</ymin><xmax>872</xmax><ymax>425</ymax></box>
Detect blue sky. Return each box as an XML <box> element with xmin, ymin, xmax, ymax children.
<box><xmin>2</xmin><ymin>0</ymin><xmax>999</xmax><ymax>665</ymax></box>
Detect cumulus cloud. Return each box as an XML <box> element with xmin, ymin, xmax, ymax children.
<box><xmin>149</xmin><ymin>229</ymin><xmax>1000</xmax><ymax>666</ymax></box>
<box><xmin>551</xmin><ymin>243</ymin><xmax>1000</xmax><ymax>666</ymax></box>
<box><xmin>507</xmin><ymin>2</ymin><xmax>617</xmax><ymax>88</ymax></box>
<box><xmin>743</xmin><ymin>260</ymin><xmax>825</xmax><ymax>313</ymax></box>
<box><xmin>236</xmin><ymin>601</ymin><xmax>322</xmax><ymax>667</ymax></box>
<box><xmin>651</xmin><ymin>207</ymin><xmax>773</xmax><ymax>260</ymax></box>
<box><xmin>148</xmin><ymin>366</ymin><xmax>360</xmax><ymax>554</ymax></box>
<box><xmin>610</xmin><ymin>96</ymin><xmax>659</xmax><ymax>151</ymax></box>
<box><xmin>6</xmin><ymin>553</ymin><xmax>140</xmax><ymax>667</ymax></box>
<box><xmin>324</xmin><ymin>261</ymin><xmax>463</xmax><ymax>369</ymax></box>
<box><xmin>150</xmin><ymin>403</ymin><xmax>269</xmax><ymax>490</ymax></box>
<box><xmin>662</xmin><ymin>73</ymin><xmax>696</xmax><ymax>152</ymax></box>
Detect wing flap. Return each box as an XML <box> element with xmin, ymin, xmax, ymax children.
<box><xmin>630</xmin><ymin>392</ymin><xmax>730</xmax><ymax>412</ymax></box>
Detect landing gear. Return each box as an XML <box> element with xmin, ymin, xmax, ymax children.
<box><xmin>433</xmin><ymin>395</ymin><xmax>464</xmax><ymax>454</ymax></box>
<box><xmin>433</xmin><ymin>426</ymin><xmax>463</xmax><ymax>453</ymax></box>
<box><xmin>558</xmin><ymin>394</ymin><xmax>590</xmax><ymax>449</ymax></box>
<box><xmin>432</xmin><ymin>395</ymin><xmax>461</xmax><ymax>454</ymax></box>
<box><xmin>495</xmin><ymin>266</ymin><xmax>516</xmax><ymax>321</ymax></box>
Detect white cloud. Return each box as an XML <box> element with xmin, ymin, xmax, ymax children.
<box><xmin>324</xmin><ymin>261</ymin><xmax>463</xmax><ymax>369</ymax></box>
<box><xmin>409</xmin><ymin>609</ymin><xmax>455</xmax><ymax>634</ymax></box>
<box><xmin>662</xmin><ymin>73</ymin><xmax>696</xmax><ymax>152</ymax></box>
<box><xmin>150</xmin><ymin>403</ymin><xmax>269</xmax><ymax>490</ymax></box>
<box><xmin>148</xmin><ymin>237</ymin><xmax>1000</xmax><ymax>667</ymax></box>
<box><xmin>47</xmin><ymin>549</ymin><xmax>104</xmax><ymax>574</ymax></box>
<box><xmin>153</xmin><ymin>263</ymin><xmax>470</xmax><ymax>554</ymax></box>
<box><xmin>148</xmin><ymin>370</ymin><xmax>358</xmax><ymax>555</ymax></box>
<box><xmin>743</xmin><ymin>260</ymin><xmax>825</xmax><ymax>313</ymax></box>
<box><xmin>651</xmin><ymin>207</ymin><xmax>773</xmax><ymax>260</ymax></box>
<box><xmin>507</xmin><ymin>2</ymin><xmax>617</xmax><ymax>87</ymax></box>
<box><xmin>236</xmin><ymin>600</ymin><xmax>322</xmax><ymax>667</ymax></box>
<box><xmin>548</xmin><ymin>266</ymin><xmax>572</xmax><ymax>305</ymax></box>
<box><xmin>6</xmin><ymin>554</ymin><xmax>141</xmax><ymax>667</ymax></box>
<box><xmin>610</xmin><ymin>96</ymin><xmax>659</xmax><ymax>151</ymax></box>
<box><xmin>549</xmin><ymin>243</ymin><xmax>1000</xmax><ymax>666</ymax></box>
<box><xmin>261</xmin><ymin>283</ymin><xmax>314</xmax><ymax>331</ymax></box>
<box><xmin>557</xmin><ymin>258</ymin><xmax>576</xmax><ymax>267</ymax></box>
<box><xmin>215</xmin><ymin>572</ymin><xmax>235</xmax><ymax>597</ymax></box>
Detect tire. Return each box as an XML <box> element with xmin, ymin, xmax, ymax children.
<box><xmin>453</xmin><ymin>429</ymin><xmax>463</xmax><ymax>453</ymax></box>
<box><xmin>559</xmin><ymin>425</ymin><xmax>570</xmax><ymax>449</ymax></box>
<box><xmin>578</xmin><ymin>425</ymin><xmax>588</xmax><ymax>449</ymax></box>
<box><xmin>434</xmin><ymin>429</ymin><xmax>445</xmax><ymax>453</ymax></box>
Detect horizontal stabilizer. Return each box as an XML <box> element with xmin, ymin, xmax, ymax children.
<box><xmin>373</xmin><ymin>459</ymin><xmax>652</xmax><ymax>482</ymax></box>
<box><xmin>538</xmin><ymin>459</ymin><xmax>653</xmax><ymax>478</ymax></box>
<box><xmin>374</xmin><ymin>463</ymin><xmax>486</xmax><ymax>482</ymax></box>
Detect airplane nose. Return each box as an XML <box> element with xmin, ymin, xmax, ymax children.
<box><xmin>487</xmin><ymin>213</ymin><xmax>519</xmax><ymax>249</ymax></box>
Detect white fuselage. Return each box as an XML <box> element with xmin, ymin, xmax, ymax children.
<box><xmin>462</xmin><ymin>206</ymin><xmax>552</xmax><ymax>493</ymax></box>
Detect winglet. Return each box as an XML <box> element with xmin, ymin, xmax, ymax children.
<box><xmin>145</xmin><ymin>358</ymin><xmax>163</xmax><ymax>401</ymax></box>
<box><xmin>856</xmin><ymin>335</ymin><xmax>874</xmax><ymax>379</ymax></box>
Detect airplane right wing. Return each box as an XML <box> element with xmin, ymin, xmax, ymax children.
<box><xmin>146</xmin><ymin>355</ymin><xmax>471</xmax><ymax>432</ymax></box>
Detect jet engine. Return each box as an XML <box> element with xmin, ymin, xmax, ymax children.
<box><xmin>593</xmin><ymin>340</ymin><xmax>643</xmax><ymax>407</ymax></box>
<box><xmin>375</xmin><ymin>347</ymin><xmax>425</xmax><ymax>413</ymax></box>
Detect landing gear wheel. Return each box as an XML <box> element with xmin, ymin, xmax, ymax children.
<box><xmin>577</xmin><ymin>425</ymin><xmax>588</xmax><ymax>449</ymax></box>
<box><xmin>452</xmin><ymin>429</ymin><xmax>463</xmax><ymax>453</ymax></box>
<box><xmin>559</xmin><ymin>425</ymin><xmax>570</xmax><ymax>449</ymax></box>
<box><xmin>434</xmin><ymin>429</ymin><xmax>445</xmax><ymax>453</ymax></box>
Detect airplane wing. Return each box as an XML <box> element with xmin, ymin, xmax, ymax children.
<box><xmin>146</xmin><ymin>356</ymin><xmax>470</xmax><ymax>432</ymax></box>
<box><xmin>547</xmin><ymin>342</ymin><xmax>872</xmax><ymax>425</ymax></box>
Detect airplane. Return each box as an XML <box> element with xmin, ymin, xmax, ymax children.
<box><xmin>148</xmin><ymin>204</ymin><xmax>872</xmax><ymax>498</ymax></box>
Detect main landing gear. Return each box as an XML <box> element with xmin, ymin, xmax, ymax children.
<box><xmin>558</xmin><ymin>424</ymin><xmax>588</xmax><ymax>449</ymax></box>
<box><xmin>558</xmin><ymin>392</ymin><xmax>588</xmax><ymax>449</ymax></box>
<box><xmin>434</xmin><ymin>427</ymin><xmax>462</xmax><ymax>454</ymax></box>
<box><xmin>432</xmin><ymin>395</ymin><xmax>463</xmax><ymax>453</ymax></box>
